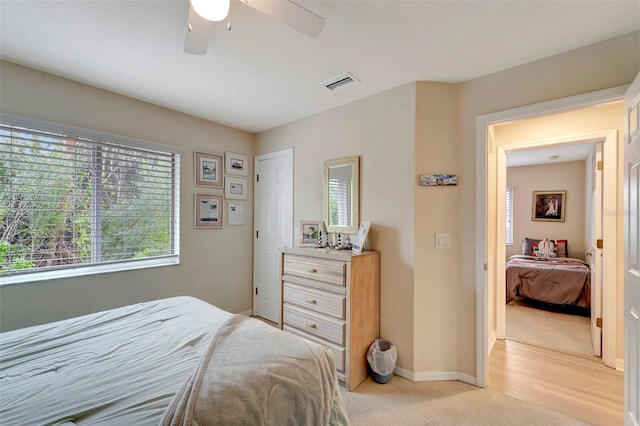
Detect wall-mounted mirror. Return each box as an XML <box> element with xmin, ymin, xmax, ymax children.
<box><xmin>323</xmin><ymin>156</ymin><xmax>359</xmax><ymax>234</ymax></box>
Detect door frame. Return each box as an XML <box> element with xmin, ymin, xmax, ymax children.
<box><xmin>590</xmin><ymin>141</ymin><xmax>604</xmax><ymax>358</ymax></box>
<box><xmin>494</xmin><ymin>131</ymin><xmax>616</xmax><ymax>356</ymax></box>
<box><xmin>623</xmin><ymin>72</ymin><xmax>640</xmax><ymax>426</ymax></box>
<box><xmin>252</xmin><ymin>148</ymin><xmax>294</xmax><ymax>317</ymax></box>
<box><xmin>475</xmin><ymin>85</ymin><xmax>628</xmax><ymax>387</ymax></box>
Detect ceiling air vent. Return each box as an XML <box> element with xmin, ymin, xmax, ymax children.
<box><xmin>320</xmin><ymin>72</ymin><xmax>360</xmax><ymax>92</ymax></box>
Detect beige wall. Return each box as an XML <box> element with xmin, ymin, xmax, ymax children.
<box><xmin>255</xmin><ymin>83</ymin><xmax>417</xmax><ymax>371</ymax></box>
<box><xmin>414</xmin><ymin>82</ymin><xmax>461</xmax><ymax>374</ymax></box>
<box><xmin>0</xmin><ymin>60</ymin><xmax>255</xmax><ymax>331</ymax></box>
<box><xmin>506</xmin><ymin>161</ymin><xmax>586</xmax><ymax>259</ymax></box>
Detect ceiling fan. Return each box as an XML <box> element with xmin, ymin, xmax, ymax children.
<box><xmin>184</xmin><ymin>0</ymin><xmax>325</xmax><ymax>55</ymax></box>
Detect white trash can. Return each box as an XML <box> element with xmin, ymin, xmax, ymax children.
<box><xmin>367</xmin><ymin>339</ymin><xmax>397</xmax><ymax>384</ymax></box>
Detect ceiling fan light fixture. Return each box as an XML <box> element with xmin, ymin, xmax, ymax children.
<box><xmin>191</xmin><ymin>0</ymin><xmax>230</xmax><ymax>22</ymax></box>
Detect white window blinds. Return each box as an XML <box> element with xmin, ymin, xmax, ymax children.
<box><xmin>506</xmin><ymin>186</ymin><xmax>514</xmax><ymax>246</ymax></box>
<box><xmin>0</xmin><ymin>116</ymin><xmax>180</xmax><ymax>280</ymax></box>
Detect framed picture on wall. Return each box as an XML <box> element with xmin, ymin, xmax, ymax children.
<box><xmin>227</xmin><ymin>202</ymin><xmax>245</xmax><ymax>226</ymax></box>
<box><xmin>225</xmin><ymin>177</ymin><xmax>247</xmax><ymax>200</ymax></box>
<box><xmin>194</xmin><ymin>151</ymin><xmax>223</xmax><ymax>188</ymax></box>
<box><xmin>532</xmin><ymin>191</ymin><xmax>566</xmax><ymax>222</ymax></box>
<box><xmin>194</xmin><ymin>193</ymin><xmax>223</xmax><ymax>228</ymax></box>
<box><xmin>419</xmin><ymin>174</ymin><xmax>458</xmax><ymax>186</ymax></box>
<box><xmin>225</xmin><ymin>152</ymin><xmax>248</xmax><ymax>176</ymax></box>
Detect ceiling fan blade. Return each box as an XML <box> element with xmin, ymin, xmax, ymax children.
<box><xmin>184</xmin><ymin>2</ymin><xmax>213</xmax><ymax>55</ymax></box>
<box><xmin>242</xmin><ymin>0</ymin><xmax>325</xmax><ymax>38</ymax></box>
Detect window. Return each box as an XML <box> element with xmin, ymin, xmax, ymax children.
<box><xmin>505</xmin><ymin>186</ymin><xmax>513</xmax><ymax>246</ymax></box>
<box><xmin>0</xmin><ymin>115</ymin><xmax>181</xmax><ymax>284</ymax></box>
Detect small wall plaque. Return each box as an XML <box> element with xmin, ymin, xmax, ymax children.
<box><xmin>419</xmin><ymin>174</ymin><xmax>457</xmax><ymax>186</ymax></box>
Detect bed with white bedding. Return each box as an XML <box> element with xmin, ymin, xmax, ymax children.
<box><xmin>0</xmin><ymin>296</ymin><xmax>349</xmax><ymax>425</ymax></box>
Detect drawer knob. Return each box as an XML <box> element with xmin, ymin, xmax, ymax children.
<box><xmin>304</xmin><ymin>321</ymin><xmax>317</xmax><ymax>329</ymax></box>
<box><xmin>307</xmin><ymin>268</ymin><xmax>318</xmax><ymax>273</ymax></box>
<box><xmin>305</xmin><ymin>298</ymin><xmax>317</xmax><ymax>304</ymax></box>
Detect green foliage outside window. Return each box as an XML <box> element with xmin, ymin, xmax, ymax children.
<box><xmin>1</xmin><ymin>125</ymin><xmax>175</xmax><ymax>276</ymax></box>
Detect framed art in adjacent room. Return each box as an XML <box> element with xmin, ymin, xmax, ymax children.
<box><xmin>225</xmin><ymin>152</ymin><xmax>248</xmax><ymax>176</ymax></box>
<box><xmin>194</xmin><ymin>193</ymin><xmax>223</xmax><ymax>228</ymax></box>
<box><xmin>532</xmin><ymin>190</ymin><xmax>566</xmax><ymax>222</ymax></box>
<box><xmin>194</xmin><ymin>151</ymin><xmax>223</xmax><ymax>188</ymax></box>
<box><xmin>299</xmin><ymin>220</ymin><xmax>322</xmax><ymax>247</ymax></box>
<box><xmin>225</xmin><ymin>177</ymin><xmax>247</xmax><ymax>200</ymax></box>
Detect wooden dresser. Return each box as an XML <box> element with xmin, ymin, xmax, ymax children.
<box><xmin>279</xmin><ymin>247</ymin><xmax>380</xmax><ymax>391</ymax></box>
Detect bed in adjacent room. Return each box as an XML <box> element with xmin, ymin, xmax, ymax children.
<box><xmin>0</xmin><ymin>296</ymin><xmax>349</xmax><ymax>425</ymax></box>
<box><xmin>505</xmin><ymin>238</ymin><xmax>591</xmax><ymax>309</ymax></box>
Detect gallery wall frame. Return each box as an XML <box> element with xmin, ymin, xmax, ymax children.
<box><xmin>194</xmin><ymin>151</ymin><xmax>223</xmax><ymax>188</ymax></box>
<box><xmin>194</xmin><ymin>193</ymin><xmax>223</xmax><ymax>228</ymax></box>
<box><xmin>532</xmin><ymin>190</ymin><xmax>566</xmax><ymax>222</ymax></box>
<box><xmin>225</xmin><ymin>152</ymin><xmax>248</xmax><ymax>176</ymax></box>
<box><xmin>227</xmin><ymin>202</ymin><xmax>245</xmax><ymax>226</ymax></box>
<box><xmin>225</xmin><ymin>177</ymin><xmax>247</xmax><ymax>200</ymax></box>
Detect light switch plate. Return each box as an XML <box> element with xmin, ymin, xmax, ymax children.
<box><xmin>435</xmin><ymin>233</ymin><xmax>451</xmax><ymax>250</ymax></box>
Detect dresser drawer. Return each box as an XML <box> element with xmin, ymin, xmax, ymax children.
<box><xmin>283</xmin><ymin>325</ymin><xmax>346</xmax><ymax>373</ymax></box>
<box><xmin>283</xmin><ymin>282</ymin><xmax>345</xmax><ymax>320</ymax></box>
<box><xmin>283</xmin><ymin>304</ymin><xmax>345</xmax><ymax>346</ymax></box>
<box><xmin>283</xmin><ymin>254</ymin><xmax>345</xmax><ymax>286</ymax></box>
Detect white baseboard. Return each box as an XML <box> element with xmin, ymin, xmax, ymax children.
<box><xmin>239</xmin><ymin>309</ymin><xmax>253</xmax><ymax>317</ymax></box>
<box><xmin>393</xmin><ymin>366</ymin><xmax>414</xmax><ymax>381</ymax></box>
<box><xmin>616</xmin><ymin>358</ymin><xmax>624</xmax><ymax>372</ymax></box>
<box><xmin>456</xmin><ymin>372</ymin><xmax>477</xmax><ymax>386</ymax></box>
<box><xmin>488</xmin><ymin>329</ymin><xmax>497</xmax><ymax>354</ymax></box>
<box><xmin>394</xmin><ymin>366</ymin><xmax>477</xmax><ymax>386</ymax></box>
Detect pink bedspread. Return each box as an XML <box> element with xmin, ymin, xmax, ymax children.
<box><xmin>505</xmin><ymin>255</ymin><xmax>591</xmax><ymax>309</ymax></box>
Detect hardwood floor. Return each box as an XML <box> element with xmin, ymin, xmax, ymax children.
<box><xmin>489</xmin><ymin>339</ymin><xmax>624</xmax><ymax>426</ymax></box>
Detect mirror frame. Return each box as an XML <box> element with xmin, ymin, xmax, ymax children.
<box><xmin>323</xmin><ymin>155</ymin><xmax>360</xmax><ymax>234</ymax></box>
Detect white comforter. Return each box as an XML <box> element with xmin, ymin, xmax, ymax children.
<box><xmin>0</xmin><ymin>296</ymin><xmax>349</xmax><ymax>426</ymax></box>
<box><xmin>0</xmin><ymin>297</ymin><xmax>233</xmax><ymax>425</ymax></box>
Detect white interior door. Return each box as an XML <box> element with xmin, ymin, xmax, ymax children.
<box><xmin>590</xmin><ymin>142</ymin><xmax>603</xmax><ymax>357</ymax></box>
<box><xmin>624</xmin><ymin>72</ymin><xmax>640</xmax><ymax>426</ymax></box>
<box><xmin>253</xmin><ymin>149</ymin><xmax>293</xmax><ymax>323</ymax></box>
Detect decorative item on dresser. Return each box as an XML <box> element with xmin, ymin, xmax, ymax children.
<box><xmin>299</xmin><ymin>220</ymin><xmax>323</xmax><ymax>247</ymax></box>
<box><xmin>279</xmin><ymin>247</ymin><xmax>381</xmax><ymax>391</ymax></box>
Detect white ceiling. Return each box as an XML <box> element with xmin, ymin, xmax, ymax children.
<box><xmin>1</xmin><ymin>1</ymin><xmax>639</xmax><ymax>133</ymax></box>
<box><xmin>506</xmin><ymin>142</ymin><xmax>596</xmax><ymax>167</ymax></box>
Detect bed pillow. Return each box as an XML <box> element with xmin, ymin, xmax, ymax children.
<box><xmin>522</xmin><ymin>238</ymin><xmax>541</xmax><ymax>256</ymax></box>
<box><xmin>556</xmin><ymin>239</ymin><xmax>568</xmax><ymax>257</ymax></box>
<box><xmin>523</xmin><ymin>237</ymin><xmax>569</xmax><ymax>257</ymax></box>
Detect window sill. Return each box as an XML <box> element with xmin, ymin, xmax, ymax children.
<box><xmin>0</xmin><ymin>256</ymin><xmax>180</xmax><ymax>286</ymax></box>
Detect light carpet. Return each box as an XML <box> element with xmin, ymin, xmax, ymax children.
<box><xmin>505</xmin><ymin>297</ymin><xmax>594</xmax><ymax>357</ymax></box>
<box><xmin>342</xmin><ymin>376</ymin><xmax>587</xmax><ymax>425</ymax></box>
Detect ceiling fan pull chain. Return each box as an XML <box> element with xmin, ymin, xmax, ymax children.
<box><xmin>227</xmin><ymin>7</ymin><xmax>232</xmax><ymax>31</ymax></box>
